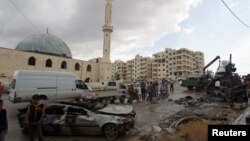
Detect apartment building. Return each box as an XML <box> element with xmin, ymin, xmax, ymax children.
<box><xmin>112</xmin><ymin>60</ymin><xmax>127</xmax><ymax>80</ymax></box>
<box><xmin>125</xmin><ymin>55</ymin><xmax>152</xmax><ymax>82</ymax></box>
<box><xmin>152</xmin><ymin>48</ymin><xmax>204</xmax><ymax>80</ymax></box>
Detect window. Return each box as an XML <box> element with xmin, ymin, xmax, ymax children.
<box><xmin>108</xmin><ymin>82</ymin><xmax>116</xmax><ymax>86</ymax></box>
<box><xmin>45</xmin><ymin>59</ymin><xmax>52</xmax><ymax>67</ymax></box>
<box><xmin>28</xmin><ymin>56</ymin><xmax>36</xmax><ymax>66</ymax></box>
<box><xmin>75</xmin><ymin>80</ymin><xmax>88</xmax><ymax>90</ymax></box>
<box><xmin>61</xmin><ymin>61</ymin><xmax>67</xmax><ymax>69</ymax></box>
<box><xmin>87</xmin><ymin>64</ymin><xmax>91</xmax><ymax>72</ymax></box>
<box><xmin>67</xmin><ymin>107</ymin><xmax>87</xmax><ymax>116</ymax></box>
<box><xmin>46</xmin><ymin>105</ymin><xmax>65</xmax><ymax>115</ymax></box>
<box><xmin>75</xmin><ymin>63</ymin><xmax>80</xmax><ymax>71</ymax></box>
<box><xmin>11</xmin><ymin>79</ymin><xmax>16</xmax><ymax>89</ymax></box>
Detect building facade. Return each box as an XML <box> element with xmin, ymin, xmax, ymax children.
<box><xmin>0</xmin><ymin>47</ymin><xmax>100</xmax><ymax>84</ymax></box>
<box><xmin>124</xmin><ymin>55</ymin><xmax>152</xmax><ymax>82</ymax></box>
<box><xmin>113</xmin><ymin>48</ymin><xmax>204</xmax><ymax>83</ymax></box>
<box><xmin>112</xmin><ymin>60</ymin><xmax>127</xmax><ymax>80</ymax></box>
<box><xmin>152</xmin><ymin>48</ymin><xmax>204</xmax><ymax>80</ymax></box>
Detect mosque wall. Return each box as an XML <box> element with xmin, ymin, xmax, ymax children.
<box><xmin>0</xmin><ymin>47</ymin><xmax>100</xmax><ymax>84</ymax></box>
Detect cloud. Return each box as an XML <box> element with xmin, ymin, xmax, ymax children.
<box><xmin>183</xmin><ymin>28</ymin><xmax>194</xmax><ymax>34</ymax></box>
<box><xmin>0</xmin><ymin>0</ymin><xmax>201</xmax><ymax>60</ymax></box>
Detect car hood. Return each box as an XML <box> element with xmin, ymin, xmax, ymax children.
<box><xmin>97</xmin><ymin>104</ymin><xmax>134</xmax><ymax>115</ymax></box>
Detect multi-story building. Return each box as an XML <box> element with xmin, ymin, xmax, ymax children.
<box><xmin>125</xmin><ymin>55</ymin><xmax>152</xmax><ymax>82</ymax></box>
<box><xmin>152</xmin><ymin>48</ymin><xmax>204</xmax><ymax>80</ymax></box>
<box><xmin>113</xmin><ymin>48</ymin><xmax>204</xmax><ymax>83</ymax></box>
<box><xmin>125</xmin><ymin>60</ymin><xmax>133</xmax><ymax>82</ymax></box>
<box><xmin>112</xmin><ymin>60</ymin><xmax>127</xmax><ymax>80</ymax></box>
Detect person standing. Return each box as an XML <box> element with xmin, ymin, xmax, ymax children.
<box><xmin>140</xmin><ymin>81</ymin><xmax>146</xmax><ymax>101</ymax></box>
<box><xmin>160</xmin><ymin>79</ymin><xmax>169</xmax><ymax>98</ymax></box>
<box><xmin>170</xmin><ymin>81</ymin><xmax>174</xmax><ymax>93</ymax></box>
<box><xmin>147</xmin><ymin>82</ymin><xmax>154</xmax><ymax>102</ymax></box>
<box><xmin>0</xmin><ymin>82</ymin><xmax>4</xmax><ymax>99</ymax></box>
<box><xmin>0</xmin><ymin>100</ymin><xmax>8</xmax><ymax>141</ymax></box>
<box><xmin>26</xmin><ymin>94</ymin><xmax>45</xmax><ymax>141</ymax></box>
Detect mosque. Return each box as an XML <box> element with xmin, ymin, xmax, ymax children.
<box><xmin>0</xmin><ymin>0</ymin><xmax>113</xmax><ymax>84</ymax></box>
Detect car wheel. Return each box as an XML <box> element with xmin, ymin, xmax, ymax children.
<box><xmin>128</xmin><ymin>97</ymin><xmax>133</xmax><ymax>104</ymax></box>
<box><xmin>110</xmin><ymin>98</ymin><xmax>115</xmax><ymax>104</ymax></box>
<box><xmin>104</xmin><ymin>124</ymin><xmax>119</xmax><ymax>140</ymax></box>
<box><xmin>119</xmin><ymin>96</ymin><xmax>125</xmax><ymax>103</ymax></box>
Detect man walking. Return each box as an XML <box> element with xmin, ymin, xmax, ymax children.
<box><xmin>140</xmin><ymin>81</ymin><xmax>146</xmax><ymax>101</ymax></box>
<box><xmin>0</xmin><ymin>82</ymin><xmax>4</xmax><ymax>99</ymax></box>
<box><xmin>0</xmin><ymin>100</ymin><xmax>8</xmax><ymax>141</ymax></box>
<box><xmin>26</xmin><ymin>94</ymin><xmax>45</xmax><ymax>141</ymax></box>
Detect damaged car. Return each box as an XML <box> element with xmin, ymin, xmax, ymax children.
<box><xmin>17</xmin><ymin>103</ymin><xmax>136</xmax><ymax>140</ymax></box>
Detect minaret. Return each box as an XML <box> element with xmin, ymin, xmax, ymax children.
<box><xmin>100</xmin><ymin>0</ymin><xmax>113</xmax><ymax>81</ymax></box>
<box><xmin>102</xmin><ymin>0</ymin><xmax>113</xmax><ymax>63</ymax></box>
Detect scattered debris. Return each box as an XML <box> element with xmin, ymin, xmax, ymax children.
<box><xmin>151</xmin><ymin>125</ymin><xmax>162</xmax><ymax>133</ymax></box>
<box><xmin>166</xmin><ymin>116</ymin><xmax>203</xmax><ymax>134</ymax></box>
<box><xmin>138</xmin><ymin>134</ymin><xmax>161</xmax><ymax>141</ymax></box>
<box><xmin>174</xmin><ymin>96</ymin><xmax>200</xmax><ymax>107</ymax></box>
<box><xmin>164</xmin><ymin>120</ymin><xmax>208</xmax><ymax>141</ymax></box>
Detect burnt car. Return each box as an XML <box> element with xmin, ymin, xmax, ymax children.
<box><xmin>17</xmin><ymin>103</ymin><xmax>135</xmax><ymax>140</ymax></box>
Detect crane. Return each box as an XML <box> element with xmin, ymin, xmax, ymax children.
<box><xmin>202</xmin><ymin>56</ymin><xmax>220</xmax><ymax>75</ymax></box>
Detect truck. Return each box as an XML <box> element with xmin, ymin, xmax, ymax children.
<box><xmin>89</xmin><ymin>81</ymin><xmax>127</xmax><ymax>104</ymax></box>
<box><xmin>181</xmin><ymin>70</ymin><xmax>204</xmax><ymax>90</ymax></box>
<box><xmin>9</xmin><ymin>70</ymin><xmax>127</xmax><ymax>104</ymax></box>
<box><xmin>181</xmin><ymin>56</ymin><xmax>220</xmax><ymax>91</ymax></box>
<box><xmin>206</xmin><ymin>54</ymin><xmax>248</xmax><ymax>102</ymax></box>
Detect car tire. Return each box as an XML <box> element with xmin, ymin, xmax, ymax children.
<box><xmin>110</xmin><ymin>98</ymin><xmax>115</xmax><ymax>104</ymax></box>
<box><xmin>103</xmin><ymin>124</ymin><xmax>119</xmax><ymax>140</ymax></box>
<box><xmin>119</xmin><ymin>96</ymin><xmax>125</xmax><ymax>104</ymax></box>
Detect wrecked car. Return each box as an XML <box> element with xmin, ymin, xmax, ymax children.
<box><xmin>17</xmin><ymin>103</ymin><xmax>136</xmax><ymax>139</ymax></box>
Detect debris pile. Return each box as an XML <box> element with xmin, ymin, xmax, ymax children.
<box><xmin>174</xmin><ymin>96</ymin><xmax>213</xmax><ymax>107</ymax></box>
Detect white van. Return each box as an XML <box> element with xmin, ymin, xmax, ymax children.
<box><xmin>9</xmin><ymin>70</ymin><xmax>91</xmax><ymax>103</ymax></box>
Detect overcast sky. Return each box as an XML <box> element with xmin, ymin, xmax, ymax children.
<box><xmin>0</xmin><ymin>0</ymin><xmax>250</xmax><ymax>75</ymax></box>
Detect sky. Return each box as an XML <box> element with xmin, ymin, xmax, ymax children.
<box><xmin>0</xmin><ymin>0</ymin><xmax>250</xmax><ymax>75</ymax></box>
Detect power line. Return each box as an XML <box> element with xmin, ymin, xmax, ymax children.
<box><xmin>8</xmin><ymin>0</ymin><xmax>41</xmax><ymax>33</ymax></box>
<box><xmin>221</xmin><ymin>0</ymin><xmax>250</xmax><ymax>28</ymax></box>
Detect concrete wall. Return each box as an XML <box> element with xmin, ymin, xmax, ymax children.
<box><xmin>0</xmin><ymin>47</ymin><xmax>100</xmax><ymax>84</ymax></box>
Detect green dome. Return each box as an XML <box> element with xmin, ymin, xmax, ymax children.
<box><xmin>16</xmin><ymin>33</ymin><xmax>72</xmax><ymax>58</ymax></box>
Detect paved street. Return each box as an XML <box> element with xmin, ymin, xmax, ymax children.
<box><xmin>1</xmin><ymin>85</ymin><xmax>207</xmax><ymax>141</ymax></box>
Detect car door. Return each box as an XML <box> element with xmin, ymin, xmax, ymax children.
<box><xmin>65</xmin><ymin>107</ymin><xmax>100</xmax><ymax>135</ymax></box>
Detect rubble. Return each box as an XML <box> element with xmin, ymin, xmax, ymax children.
<box><xmin>174</xmin><ymin>96</ymin><xmax>199</xmax><ymax>107</ymax></box>
<box><xmin>166</xmin><ymin>116</ymin><xmax>203</xmax><ymax>134</ymax></box>
<box><xmin>151</xmin><ymin>125</ymin><xmax>162</xmax><ymax>133</ymax></box>
<box><xmin>137</xmin><ymin>134</ymin><xmax>161</xmax><ymax>141</ymax></box>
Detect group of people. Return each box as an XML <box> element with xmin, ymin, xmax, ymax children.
<box><xmin>0</xmin><ymin>93</ymin><xmax>45</xmax><ymax>141</ymax></box>
<box><xmin>140</xmin><ymin>79</ymin><xmax>175</xmax><ymax>103</ymax></box>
